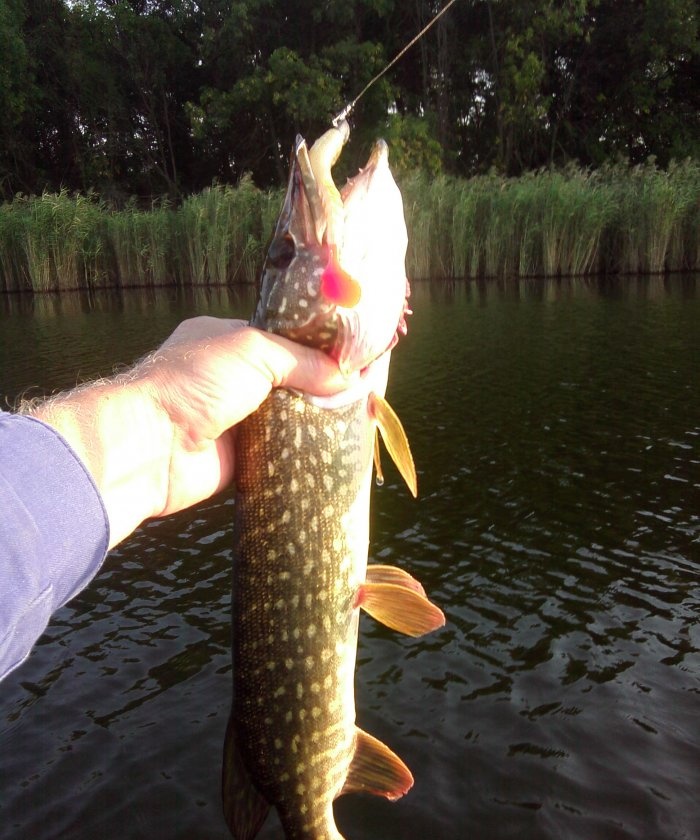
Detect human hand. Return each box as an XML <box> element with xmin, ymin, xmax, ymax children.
<box><xmin>137</xmin><ymin>316</ymin><xmax>347</xmax><ymax>521</ymax></box>
<box><xmin>33</xmin><ymin>317</ymin><xmax>347</xmax><ymax>548</ymax></box>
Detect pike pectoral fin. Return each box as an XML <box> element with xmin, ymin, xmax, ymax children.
<box><xmin>222</xmin><ymin>715</ymin><xmax>270</xmax><ymax>840</ymax></box>
<box><xmin>373</xmin><ymin>429</ymin><xmax>385</xmax><ymax>486</ymax></box>
<box><xmin>340</xmin><ymin>727</ymin><xmax>414</xmax><ymax>801</ymax></box>
<box><xmin>368</xmin><ymin>393</ymin><xmax>417</xmax><ymax>497</ymax></box>
<box><xmin>358</xmin><ymin>581</ymin><xmax>445</xmax><ymax>637</ymax></box>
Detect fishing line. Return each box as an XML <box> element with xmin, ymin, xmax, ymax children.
<box><xmin>332</xmin><ymin>0</ymin><xmax>461</xmax><ymax>127</ymax></box>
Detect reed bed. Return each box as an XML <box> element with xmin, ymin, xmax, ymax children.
<box><xmin>401</xmin><ymin>158</ymin><xmax>699</xmax><ymax>279</ymax></box>
<box><xmin>175</xmin><ymin>177</ymin><xmax>273</xmax><ymax>286</ymax></box>
<box><xmin>0</xmin><ymin>191</ymin><xmax>108</xmax><ymax>292</ymax></box>
<box><xmin>0</xmin><ymin>160</ymin><xmax>698</xmax><ymax>292</ymax></box>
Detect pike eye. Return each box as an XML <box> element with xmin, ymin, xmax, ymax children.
<box><xmin>268</xmin><ymin>234</ymin><xmax>295</xmax><ymax>269</ymax></box>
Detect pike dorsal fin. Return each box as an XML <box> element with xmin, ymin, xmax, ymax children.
<box><xmin>340</xmin><ymin>727</ymin><xmax>414</xmax><ymax>801</ymax></box>
<box><xmin>222</xmin><ymin>715</ymin><xmax>271</xmax><ymax>840</ymax></box>
<box><xmin>357</xmin><ymin>579</ymin><xmax>446</xmax><ymax>637</ymax></box>
<box><xmin>368</xmin><ymin>392</ymin><xmax>417</xmax><ymax>497</ymax></box>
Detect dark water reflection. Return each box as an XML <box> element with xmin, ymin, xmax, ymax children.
<box><xmin>1</xmin><ymin>278</ymin><xmax>698</xmax><ymax>840</ymax></box>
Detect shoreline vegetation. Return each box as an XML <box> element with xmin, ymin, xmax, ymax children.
<box><xmin>1</xmin><ymin>160</ymin><xmax>698</xmax><ymax>294</ymax></box>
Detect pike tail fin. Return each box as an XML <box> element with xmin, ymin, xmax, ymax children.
<box><xmin>369</xmin><ymin>393</ymin><xmax>417</xmax><ymax>497</ymax></box>
<box><xmin>358</xmin><ymin>565</ymin><xmax>445</xmax><ymax>637</ymax></box>
<box><xmin>222</xmin><ymin>712</ymin><xmax>271</xmax><ymax>839</ymax></box>
<box><xmin>341</xmin><ymin>727</ymin><xmax>414</xmax><ymax>801</ymax></box>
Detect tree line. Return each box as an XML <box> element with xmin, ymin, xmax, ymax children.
<box><xmin>1</xmin><ymin>0</ymin><xmax>698</xmax><ymax>204</ymax></box>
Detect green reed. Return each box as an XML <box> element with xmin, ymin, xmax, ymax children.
<box><xmin>408</xmin><ymin>168</ymin><xmax>595</xmax><ymax>277</ymax></box>
<box><xmin>0</xmin><ymin>159</ymin><xmax>697</xmax><ymax>292</ymax></box>
<box><xmin>106</xmin><ymin>199</ymin><xmax>175</xmax><ymax>287</ymax></box>
<box><xmin>0</xmin><ymin>202</ymin><xmax>26</xmax><ymax>291</ymax></box>
<box><xmin>400</xmin><ymin>158</ymin><xmax>698</xmax><ymax>279</ymax></box>
<box><xmin>176</xmin><ymin>179</ymin><xmax>281</xmax><ymax>286</ymax></box>
<box><xmin>602</xmin><ymin>159</ymin><xmax>700</xmax><ymax>275</ymax></box>
<box><xmin>0</xmin><ymin>190</ymin><xmax>107</xmax><ymax>292</ymax></box>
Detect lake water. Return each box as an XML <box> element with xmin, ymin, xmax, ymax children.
<box><xmin>0</xmin><ymin>278</ymin><xmax>698</xmax><ymax>840</ymax></box>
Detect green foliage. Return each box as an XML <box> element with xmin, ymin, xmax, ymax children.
<box><xmin>105</xmin><ymin>200</ymin><xmax>174</xmax><ymax>288</ymax></box>
<box><xmin>1</xmin><ymin>161</ymin><xmax>697</xmax><ymax>292</ymax></box>
<box><xmin>399</xmin><ymin>158</ymin><xmax>699</xmax><ymax>280</ymax></box>
<box><xmin>176</xmin><ymin>178</ymin><xmax>279</xmax><ymax>286</ymax></box>
<box><xmin>0</xmin><ymin>0</ymin><xmax>31</xmax><ymax>134</ymax></box>
<box><xmin>0</xmin><ymin>191</ymin><xmax>107</xmax><ymax>291</ymax></box>
<box><xmin>601</xmin><ymin>158</ymin><xmax>700</xmax><ymax>274</ymax></box>
<box><xmin>0</xmin><ymin>0</ymin><xmax>697</xmax><ymax>290</ymax></box>
<box><xmin>382</xmin><ymin>115</ymin><xmax>443</xmax><ymax>177</ymax></box>
<box><xmin>1</xmin><ymin>0</ymin><xmax>698</xmax><ymax>198</ymax></box>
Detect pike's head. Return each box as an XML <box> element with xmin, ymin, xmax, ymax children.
<box><xmin>252</xmin><ymin>122</ymin><xmax>409</xmax><ymax>376</ymax></box>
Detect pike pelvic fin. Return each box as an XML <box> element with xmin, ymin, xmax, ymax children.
<box><xmin>357</xmin><ymin>578</ymin><xmax>446</xmax><ymax>637</ymax></box>
<box><xmin>366</xmin><ymin>563</ymin><xmax>426</xmax><ymax>596</ymax></box>
<box><xmin>222</xmin><ymin>716</ymin><xmax>271</xmax><ymax>840</ymax></box>
<box><xmin>368</xmin><ymin>392</ymin><xmax>417</xmax><ymax>497</ymax></box>
<box><xmin>340</xmin><ymin>727</ymin><xmax>414</xmax><ymax>801</ymax></box>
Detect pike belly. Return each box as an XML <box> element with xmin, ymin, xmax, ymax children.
<box><xmin>230</xmin><ymin>388</ymin><xmax>373</xmax><ymax>838</ymax></box>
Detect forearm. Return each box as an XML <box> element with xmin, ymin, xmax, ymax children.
<box><xmin>28</xmin><ymin>376</ymin><xmax>172</xmax><ymax>551</ymax></box>
<box><xmin>1</xmin><ymin>319</ymin><xmax>346</xmax><ymax>680</ymax></box>
<box><xmin>19</xmin><ymin>320</ymin><xmax>346</xmax><ymax>552</ymax></box>
<box><xmin>0</xmin><ymin>412</ymin><xmax>110</xmax><ymax>678</ymax></box>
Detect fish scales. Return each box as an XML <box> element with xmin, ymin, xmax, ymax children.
<box><xmin>231</xmin><ymin>389</ymin><xmax>373</xmax><ymax>839</ymax></box>
<box><xmin>223</xmin><ymin>122</ymin><xmax>444</xmax><ymax>840</ymax></box>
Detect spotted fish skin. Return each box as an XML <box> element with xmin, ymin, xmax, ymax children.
<box><xmin>229</xmin><ymin>388</ymin><xmax>373</xmax><ymax>840</ymax></box>
<box><xmin>223</xmin><ymin>124</ymin><xmax>444</xmax><ymax>840</ymax></box>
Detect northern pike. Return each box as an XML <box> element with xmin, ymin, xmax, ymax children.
<box><xmin>223</xmin><ymin>121</ymin><xmax>444</xmax><ymax>840</ymax></box>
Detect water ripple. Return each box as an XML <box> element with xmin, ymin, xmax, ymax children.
<box><xmin>1</xmin><ymin>279</ymin><xmax>699</xmax><ymax>839</ymax></box>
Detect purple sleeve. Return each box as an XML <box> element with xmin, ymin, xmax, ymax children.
<box><xmin>0</xmin><ymin>411</ymin><xmax>110</xmax><ymax>680</ymax></box>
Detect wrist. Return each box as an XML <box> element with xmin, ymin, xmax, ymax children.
<box><xmin>32</xmin><ymin>377</ymin><xmax>173</xmax><ymax>549</ymax></box>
